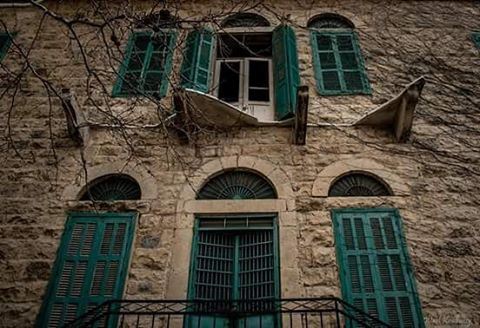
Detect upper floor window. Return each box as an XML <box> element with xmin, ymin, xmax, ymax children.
<box><xmin>214</xmin><ymin>33</ymin><xmax>274</xmax><ymax>120</ymax></box>
<box><xmin>180</xmin><ymin>14</ymin><xmax>300</xmax><ymax>122</ymax></box>
<box><xmin>308</xmin><ymin>14</ymin><xmax>371</xmax><ymax>95</ymax></box>
<box><xmin>472</xmin><ymin>32</ymin><xmax>480</xmax><ymax>49</ymax></box>
<box><xmin>113</xmin><ymin>30</ymin><xmax>176</xmax><ymax>98</ymax></box>
<box><xmin>0</xmin><ymin>32</ymin><xmax>13</xmax><ymax>62</ymax></box>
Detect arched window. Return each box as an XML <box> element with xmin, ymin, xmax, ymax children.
<box><xmin>308</xmin><ymin>13</ymin><xmax>370</xmax><ymax>95</ymax></box>
<box><xmin>307</xmin><ymin>13</ymin><xmax>354</xmax><ymax>29</ymax></box>
<box><xmin>328</xmin><ymin>172</ymin><xmax>392</xmax><ymax>197</ymax></box>
<box><xmin>80</xmin><ymin>174</ymin><xmax>141</xmax><ymax>201</ymax></box>
<box><xmin>197</xmin><ymin>170</ymin><xmax>277</xmax><ymax>199</ymax></box>
<box><xmin>221</xmin><ymin>13</ymin><xmax>270</xmax><ymax>28</ymax></box>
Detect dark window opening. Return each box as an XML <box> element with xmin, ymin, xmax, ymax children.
<box><xmin>248</xmin><ymin>60</ymin><xmax>270</xmax><ymax>101</ymax></box>
<box><xmin>217</xmin><ymin>61</ymin><xmax>241</xmax><ymax>103</ymax></box>
<box><xmin>217</xmin><ymin>33</ymin><xmax>272</xmax><ymax>59</ymax></box>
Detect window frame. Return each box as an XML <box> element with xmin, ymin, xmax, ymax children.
<box><xmin>213</xmin><ymin>57</ymin><xmax>274</xmax><ymax>110</ymax></box>
<box><xmin>212</xmin><ymin>30</ymin><xmax>275</xmax><ymax>119</ymax></box>
<box><xmin>310</xmin><ymin>28</ymin><xmax>371</xmax><ymax>96</ymax></box>
<box><xmin>186</xmin><ymin>213</ymin><xmax>281</xmax><ymax>327</ymax></box>
<box><xmin>112</xmin><ymin>29</ymin><xmax>177</xmax><ymax>98</ymax></box>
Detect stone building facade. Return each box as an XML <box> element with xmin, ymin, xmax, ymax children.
<box><xmin>0</xmin><ymin>0</ymin><xmax>479</xmax><ymax>327</ymax></box>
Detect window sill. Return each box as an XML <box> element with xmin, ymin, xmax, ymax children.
<box><xmin>175</xmin><ymin>88</ymin><xmax>294</xmax><ymax>127</ymax></box>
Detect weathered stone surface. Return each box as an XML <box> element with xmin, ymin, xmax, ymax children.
<box><xmin>0</xmin><ymin>0</ymin><xmax>479</xmax><ymax>327</ymax></box>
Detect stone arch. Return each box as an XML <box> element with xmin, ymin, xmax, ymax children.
<box><xmin>328</xmin><ymin>171</ymin><xmax>393</xmax><ymax>197</ymax></box>
<box><xmin>79</xmin><ymin>174</ymin><xmax>142</xmax><ymax>201</ymax></box>
<box><xmin>221</xmin><ymin>12</ymin><xmax>271</xmax><ymax>28</ymax></box>
<box><xmin>178</xmin><ymin>156</ymin><xmax>294</xmax><ymax>201</ymax></box>
<box><xmin>312</xmin><ymin>158</ymin><xmax>410</xmax><ymax>197</ymax></box>
<box><xmin>307</xmin><ymin>13</ymin><xmax>355</xmax><ymax>29</ymax></box>
<box><xmin>197</xmin><ymin>169</ymin><xmax>277</xmax><ymax>200</ymax></box>
<box><xmin>62</xmin><ymin>162</ymin><xmax>157</xmax><ymax>201</ymax></box>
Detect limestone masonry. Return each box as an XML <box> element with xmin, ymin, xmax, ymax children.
<box><xmin>0</xmin><ymin>0</ymin><xmax>479</xmax><ymax>327</ymax></box>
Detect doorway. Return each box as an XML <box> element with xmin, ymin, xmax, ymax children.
<box><xmin>186</xmin><ymin>214</ymin><xmax>280</xmax><ymax>328</ymax></box>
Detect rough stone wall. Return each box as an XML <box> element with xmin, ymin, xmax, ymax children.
<box><xmin>0</xmin><ymin>0</ymin><xmax>479</xmax><ymax>327</ymax></box>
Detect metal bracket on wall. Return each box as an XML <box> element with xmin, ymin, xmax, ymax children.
<box><xmin>293</xmin><ymin>85</ymin><xmax>309</xmax><ymax>145</ymax></box>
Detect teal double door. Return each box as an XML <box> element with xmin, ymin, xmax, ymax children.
<box><xmin>37</xmin><ymin>212</ymin><xmax>136</xmax><ymax>328</ymax></box>
<box><xmin>332</xmin><ymin>208</ymin><xmax>425</xmax><ymax>328</ymax></box>
<box><xmin>187</xmin><ymin>215</ymin><xmax>280</xmax><ymax>328</ymax></box>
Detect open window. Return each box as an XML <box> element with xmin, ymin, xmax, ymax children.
<box><xmin>214</xmin><ymin>33</ymin><xmax>274</xmax><ymax>120</ymax></box>
<box><xmin>179</xmin><ymin>14</ymin><xmax>301</xmax><ymax>125</ymax></box>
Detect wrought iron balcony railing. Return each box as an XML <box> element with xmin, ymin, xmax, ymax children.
<box><xmin>65</xmin><ymin>297</ymin><xmax>392</xmax><ymax>328</ymax></box>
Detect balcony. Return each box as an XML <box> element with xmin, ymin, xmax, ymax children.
<box><xmin>66</xmin><ymin>298</ymin><xmax>391</xmax><ymax>328</ymax></box>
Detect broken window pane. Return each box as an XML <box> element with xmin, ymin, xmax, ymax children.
<box><xmin>218</xmin><ymin>61</ymin><xmax>240</xmax><ymax>103</ymax></box>
<box><xmin>248</xmin><ymin>60</ymin><xmax>269</xmax><ymax>102</ymax></box>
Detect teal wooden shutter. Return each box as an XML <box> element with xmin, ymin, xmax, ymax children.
<box><xmin>472</xmin><ymin>32</ymin><xmax>480</xmax><ymax>48</ymax></box>
<box><xmin>333</xmin><ymin>209</ymin><xmax>424</xmax><ymax>328</ymax></box>
<box><xmin>272</xmin><ymin>25</ymin><xmax>300</xmax><ymax>120</ymax></box>
<box><xmin>336</xmin><ymin>214</ymin><xmax>380</xmax><ymax>319</ymax></box>
<box><xmin>180</xmin><ymin>28</ymin><xmax>216</xmax><ymax>93</ymax></box>
<box><xmin>38</xmin><ymin>213</ymin><xmax>136</xmax><ymax>328</ymax></box>
<box><xmin>113</xmin><ymin>31</ymin><xmax>176</xmax><ymax>97</ymax></box>
<box><xmin>311</xmin><ymin>31</ymin><xmax>370</xmax><ymax>95</ymax></box>
<box><xmin>0</xmin><ymin>33</ymin><xmax>13</xmax><ymax>62</ymax></box>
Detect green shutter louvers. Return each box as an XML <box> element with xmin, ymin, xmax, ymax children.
<box><xmin>272</xmin><ymin>24</ymin><xmax>300</xmax><ymax>120</ymax></box>
<box><xmin>37</xmin><ymin>212</ymin><xmax>136</xmax><ymax>328</ymax></box>
<box><xmin>311</xmin><ymin>30</ymin><xmax>370</xmax><ymax>95</ymax></box>
<box><xmin>180</xmin><ymin>28</ymin><xmax>216</xmax><ymax>93</ymax></box>
<box><xmin>113</xmin><ymin>30</ymin><xmax>177</xmax><ymax>98</ymax></box>
<box><xmin>332</xmin><ymin>208</ymin><xmax>425</xmax><ymax>328</ymax></box>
